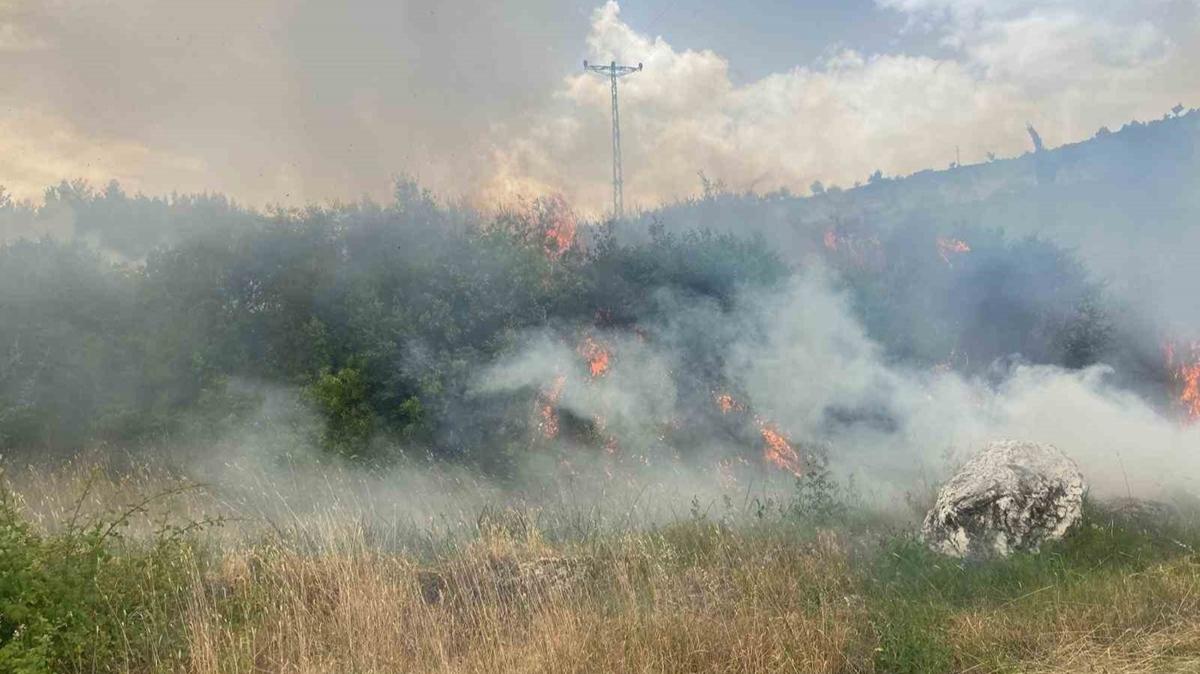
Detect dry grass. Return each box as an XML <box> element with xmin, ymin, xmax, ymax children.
<box><xmin>945</xmin><ymin>559</ymin><xmax>1200</xmax><ymax>673</ymax></box>
<box><xmin>177</xmin><ymin>521</ymin><xmax>873</xmax><ymax>673</ymax></box>
<box><xmin>7</xmin><ymin>461</ymin><xmax>1200</xmax><ymax>673</ymax></box>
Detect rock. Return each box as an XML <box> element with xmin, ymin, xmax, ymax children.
<box><xmin>922</xmin><ymin>440</ymin><xmax>1086</xmax><ymax>558</ymax></box>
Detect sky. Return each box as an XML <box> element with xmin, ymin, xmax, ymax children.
<box><xmin>1</xmin><ymin>0</ymin><xmax>1198</xmax><ymax>213</ymax></box>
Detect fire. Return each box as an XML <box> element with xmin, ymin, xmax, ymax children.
<box><xmin>1165</xmin><ymin>340</ymin><xmax>1200</xmax><ymax>423</ymax></box>
<box><xmin>822</xmin><ymin>227</ymin><xmax>881</xmax><ymax>267</ymax></box>
<box><xmin>533</xmin><ymin>335</ymin><xmax>613</xmax><ymax>444</ymax></box>
<box><xmin>823</xmin><ymin>229</ymin><xmax>839</xmax><ymax>252</ymax></box>
<box><xmin>578</xmin><ymin>336</ymin><xmax>611</xmax><ymax>378</ymax></box>
<box><xmin>936</xmin><ymin>237</ymin><xmax>971</xmax><ymax>266</ymax></box>
<box><xmin>713</xmin><ymin>391</ymin><xmax>805</xmax><ymax>477</ymax></box>
<box><xmin>543</xmin><ymin>195</ymin><xmax>577</xmax><ymax>258</ymax></box>
<box><xmin>536</xmin><ymin>375</ymin><xmax>566</xmax><ymax>439</ymax></box>
<box><xmin>1182</xmin><ymin>364</ymin><xmax>1200</xmax><ymax>422</ymax></box>
<box><xmin>714</xmin><ymin>392</ymin><xmax>743</xmax><ymax>414</ymax></box>
<box><xmin>760</xmin><ymin>423</ymin><xmax>805</xmax><ymax>478</ymax></box>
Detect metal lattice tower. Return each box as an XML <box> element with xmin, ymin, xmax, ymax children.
<box><xmin>584</xmin><ymin>60</ymin><xmax>642</xmax><ymax>219</ymax></box>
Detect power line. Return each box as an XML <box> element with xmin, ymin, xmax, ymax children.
<box><xmin>646</xmin><ymin>0</ymin><xmax>679</xmax><ymax>36</ymax></box>
<box><xmin>584</xmin><ymin>59</ymin><xmax>642</xmax><ymax>220</ymax></box>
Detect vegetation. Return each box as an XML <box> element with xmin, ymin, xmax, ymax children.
<box><xmin>0</xmin><ymin>475</ymin><xmax>198</xmax><ymax>673</ymax></box>
<box><xmin>0</xmin><ymin>176</ymin><xmax>1115</xmax><ymax>466</ymax></box>
<box><xmin>3</xmin><ymin>464</ymin><xmax>1200</xmax><ymax>673</ymax></box>
<box><xmin>3</xmin><ymin>116</ymin><xmax>1193</xmax><ymax>672</ymax></box>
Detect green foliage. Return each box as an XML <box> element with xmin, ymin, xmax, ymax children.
<box><xmin>835</xmin><ymin>222</ymin><xmax>1113</xmax><ymax>370</ymax></box>
<box><xmin>306</xmin><ymin>366</ymin><xmax>376</xmax><ymax>457</ymax></box>
<box><xmin>787</xmin><ymin>458</ymin><xmax>849</xmax><ymax>524</ymax></box>
<box><xmin>0</xmin><ymin>175</ymin><xmax>1116</xmax><ymax>468</ymax></box>
<box><xmin>863</xmin><ymin>498</ymin><xmax>1200</xmax><ymax>672</ymax></box>
<box><xmin>0</xmin><ymin>180</ymin><xmax>793</xmax><ymax>465</ymax></box>
<box><xmin>0</xmin><ymin>481</ymin><xmax>199</xmax><ymax>673</ymax></box>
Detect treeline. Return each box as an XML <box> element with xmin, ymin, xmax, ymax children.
<box><xmin>0</xmin><ymin>179</ymin><xmax>1114</xmax><ymax>468</ymax></box>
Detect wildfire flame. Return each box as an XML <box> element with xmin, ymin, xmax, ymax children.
<box><xmin>579</xmin><ymin>336</ymin><xmax>611</xmax><ymax>378</ymax></box>
<box><xmin>534</xmin><ymin>336</ymin><xmax>612</xmax><ymax>443</ymax></box>
<box><xmin>822</xmin><ymin>227</ymin><xmax>881</xmax><ymax>267</ymax></box>
<box><xmin>936</xmin><ymin>237</ymin><xmax>971</xmax><ymax>266</ymax></box>
<box><xmin>536</xmin><ymin>375</ymin><xmax>566</xmax><ymax>439</ymax></box>
<box><xmin>823</xmin><ymin>229</ymin><xmax>839</xmax><ymax>252</ymax></box>
<box><xmin>760</xmin><ymin>423</ymin><xmax>805</xmax><ymax>478</ymax></box>
<box><xmin>1182</xmin><ymin>365</ymin><xmax>1200</xmax><ymax>422</ymax></box>
<box><xmin>713</xmin><ymin>391</ymin><xmax>805</xmax><ymax>477</ymax></box>
<box><xmin>715</xmin><ymin>392</ymin><xmax>743</xmax><ymax>414</ymax></box>
<box><xmin>1165</xmin><ymin>340</ymin><xmax>1200</xmax><ymax>423</ymax></box>
<box><xmin>547</xmin><ymin>195</ymin><xmax>578</xmax><ymax>257</ymax></box>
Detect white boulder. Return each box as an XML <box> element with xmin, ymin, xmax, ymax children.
<box><xmin>923</xmin><ymin>440</ymin><xmax>1086</xmax><ymax>558</ymax></box>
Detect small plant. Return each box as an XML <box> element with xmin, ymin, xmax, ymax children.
<box><xmin>788</xmin><ymin>456</ymin><xmax>848</xmax><ymax>524</ymax></box>
<box><xmin>0</xmin><ymin>472</ymin><xmax>210</xmax><ymax>673</ymax></box>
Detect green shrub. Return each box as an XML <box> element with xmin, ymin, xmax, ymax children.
<box><xmin>306</xmin><ymin>366</ymin><xmax>377</xmax><ymax>458</ymax></box>
<box><xmin>0</xmin><ymin>482</ymin><xmax>200</xmax><ymax>673</ymax></box>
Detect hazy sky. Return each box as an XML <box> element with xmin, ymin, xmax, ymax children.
<box><xmin>1</xmin><ymin>0</ymin><xmax>1198</xmax><ymax>213</ymax></box>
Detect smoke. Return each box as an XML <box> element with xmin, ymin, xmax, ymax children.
<box><xmin>478</xmin><ymin>266</ymin><xmax>1200</xmax><ymax>503</ymax></box>
<box><xmin>3</xmin><ymin>1</ymin><xmax>1198</xmax><ymax>214</ymax></box>
<box><xmin>3</xmin><ymin>0</ymin><xmax>1198</xmax><ymax>525</ymax></box>
<box><xmin>0</xmin><ymin>0</ymin><xmax>586</xmax><ymax>205</ymax></box>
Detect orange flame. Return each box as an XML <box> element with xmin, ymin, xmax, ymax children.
<box><xmin>1166</xmin><ymin>340</ymin><xmax>1200</xmax><ymax>423</ymax></box>
<box><xmin>543</xmin><ymin>195</ymin><xmax>577</xmax><ymax>259</ymax></box>
<box><xmin>936</xmin><ymin>237</ymin><xmax>971</xmax><ymax>266</ymax></box>
<box><xmin>822</xmin><ymin>227</ymin><xmax>881</xmax><ymax>267</ymax></box>
<box><xmin>713</xmin><ymin>391</ymin><xmax>805</xmax><ymax>476</ymax></box>
<box><xmin>823</xmin><ymin>229</ymin><xmax>839</xmax><ymax>252</ymax></box>
<box><xmin>1182</xmin><ymin>365</ymin><xmax>1200</xmax><ymax>422</ymax></box>
<box><xmin>579</xmin><ymin>336</ymin><xmax>611</xmax><ymax>378</ymax></box>
<box><xmin>760</xmin><ymin>423</ymin><xmax>805</xmax><ymax>478</ymax></box>
<box><xmin>714</xmin><ymin>392</ymin><xmax>743</xmax><ymax>414</ymax></box>
<box><xmin>536</xmin><ymin>375</ymin><xmax>566</xmax><ymax>439</ymax></box>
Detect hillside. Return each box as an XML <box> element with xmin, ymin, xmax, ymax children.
<box><xmin>636</xmin><ymin>109</ymin><xmax>1200</xmax><ymax>338</ymax></box>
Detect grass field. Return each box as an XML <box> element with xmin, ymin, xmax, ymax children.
<box><xmin>3</xmin><ymin>458</ymin><xmax>1200</xmax><ymax>674</ymax></box>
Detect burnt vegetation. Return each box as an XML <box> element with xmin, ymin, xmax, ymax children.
<box><xmin>0</xmin><ymin>155</ymin><xmax>1139</xmax><ymax>470</ymax></box>
<box><xmin>7</xmin><ymin>110</ymin><xmax>1200</xmax><ymax>469</ymax></box>
<box><xmin>0</xmin><ymin>177</ymin><xmax>1115</xmax><ymax>469</ymax></box>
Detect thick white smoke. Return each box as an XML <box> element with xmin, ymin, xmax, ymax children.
<box><xmin>479</xmin><ymin>267</ymin><xmax>1200</xmax><ymax>502</ymax></box>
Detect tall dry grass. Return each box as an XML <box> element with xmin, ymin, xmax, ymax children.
<box><xmin>6</xmin><ymin>458</ymin><xmax>1200</xmax><ymax>673</ymax></box>
<box><xmin>179</xmin><ymin>522</ymin><xmax>871</xmax><ymax>673</ymax></box>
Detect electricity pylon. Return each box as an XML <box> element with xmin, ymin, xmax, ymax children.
<box><xmin>584</xmin><ymin>60</ymin><xmax>642</xmax><ymax>219</ymax></box>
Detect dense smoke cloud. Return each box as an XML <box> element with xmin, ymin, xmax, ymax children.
<box><xmin>0</xmin><ymin>0</ymin><xmax>587</xmax><ymax>205</ymax></box>
<box><xmin>2</xmin><ymin>0</ymin><xmax>1198</xmax><ymax>511</ymax></box>
<box><xmin>2</xmin><ymin>1</ymin><xmax>1198</xmax><ymax>213</ymax></box>
<box><xmin>479</xmin><ymin>268</ymin><xmax>1200</xmax><ymax>501</ymax></box>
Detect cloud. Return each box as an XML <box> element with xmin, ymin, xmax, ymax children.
<box><xmin>0</xmin><ymin>110</ymin><xmax>206</xmax><ymax>202</ymax></box>
<box><xmin>0</xmin><ymin>0</ymin><xmax>1196</xmax><ymax>213</ymax></box>
<box><xmin>485</xmin><ymin>0</ymin><xmax>1200</xmax><ymax>214</ymax></box>
<box><xmin>0</xmin><ymin>0</ymin><xmax>584</xmax><ymax>206</ymax></box>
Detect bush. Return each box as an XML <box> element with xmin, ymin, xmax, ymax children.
<box><xmin>0</xmin><ymin>480</ymin><xmax>200</xmax><ymax>673</ymax></box>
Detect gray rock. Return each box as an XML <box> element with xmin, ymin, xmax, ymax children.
<box><xmin>923</xmin><ymin>440</ymin><xmax>1086</xmax><ymax>558</ymax></box>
